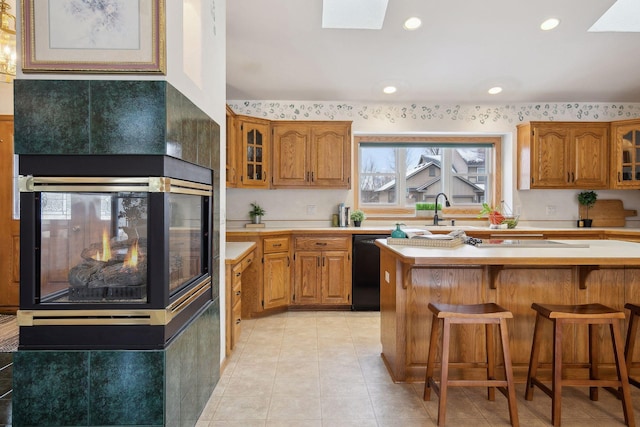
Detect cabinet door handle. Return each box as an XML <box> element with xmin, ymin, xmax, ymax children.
<box><xmin>273</xmin><ymin>243</ymin><xmax>282</xmax><ymax>247</ymax></box>
<box><xmin>263</xmin><ymin>171</ymin><xmax>267</xmax><ymax>182</ymax></box>
<box><xmin>322</xmin><ymin>256</ymin><xmax>325</xmax><ymax>267</ymax></box>
<box><xmin>287</xmin><ymin>256</ymin><xmax>290</xmax><ymax>267</ymax></box>
<box><xmin>317</xmin><ymin>256</ymin><xmax>320</xmax><ymax>266</ymax></box>
<box><xmin>235</xmin><ymin>272</ymin><xmax>241</xmax><ymax>277</ymax></box>
<box><xmin>235</xmin><ymin>319</ymin><xmax>241</xmax><ymax>325</ymax></box>
<box><xmin>235</xmin><ymin>290</ymin><xmax>241</xmax><ymax>296</ymax></box>
<box><xmin>571</xmin><ymin>172</ymin><xmax>575</xmax><ymax>182</ymax></box>
<box><xmin>306</xmin><ymin>171</ymin><xmax>310</xmax><ymax>182</ymax></box>
<box><xmin>315</xmin><ymin>242</ymin><xmax>327</xmax><ymax>246</ymax></box>
<box><xmin>311</xmin><ymin>171</ymin><xmax>314</xmax><ymax>182</ymax></box>
<box><xmin>567</xmin><ymin>172</ymin><xmax>570</xmax><ymax>183</ymax></box>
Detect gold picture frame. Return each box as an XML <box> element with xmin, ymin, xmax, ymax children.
<box><xmin>21</xmin><ymin>0</ymin><xmax>166</xmax><ymax>74</ymax></box>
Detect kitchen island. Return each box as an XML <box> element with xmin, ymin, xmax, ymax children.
<box><xmin>376</xmin><ymin>238</ymin><xmax>640</xmax><ymax>383</ymax></box>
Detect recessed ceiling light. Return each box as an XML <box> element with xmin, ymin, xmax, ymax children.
<box><xmin>403</xmin><ymin>17</ymin><xmax>422</xmax><ymax>30</ymax></box>
<box><xmin>383</xmin><ymin>86</ymin><xmax>397</xmax><ymax>94</ymax></box>
<box><xmin>540</xmin><ymin>18</ymin><xmax>560</xmax><ymax>31</ymax></box>
<box><xmin>488</xmin><ymin>86</ymin><xmax>503</xmax><ymax>95</ymax></box>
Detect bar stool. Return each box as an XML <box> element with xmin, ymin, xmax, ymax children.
<box><xmin>524</xmin><ymin>303</ymin><xmax>635</xmax><ymax>427</ymax></box>
<box><xmin>624</xmin><ymin>303</ymin><xmax>640</xmax><ymax>389</ymax></box>
<box><xmin>423</xmin><ymin>302</ymin><xmax>519</xmax><ymax>427</ymax></box>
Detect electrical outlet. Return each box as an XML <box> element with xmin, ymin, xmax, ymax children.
<box><xmin>546</xmin><ymin>205</ymin><xmax>556</xmax><ymax>216</ymax></box>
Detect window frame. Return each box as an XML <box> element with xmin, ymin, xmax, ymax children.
<box><xmin>353</xmin><ymin>135</ymin><xmax>502</xmax><ymax>218</ymax></box>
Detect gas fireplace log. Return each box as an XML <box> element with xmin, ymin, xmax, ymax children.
<box><xmin>68</xmin><ymin>259</ymin><xmax>106</xmax><ymax>288</ymax></box>
<box><xmin>97</xmin><ymin>262</ymin><xmax>147</xmax><ymax>287</ymax></box>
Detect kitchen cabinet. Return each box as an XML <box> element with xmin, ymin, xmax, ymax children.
<box><xmin>293</xmin><ymin>235</ymin><xmax>351</xmax><ymax>306</ymax></box>
<box><xmin>517</xmin><ymin>122</ymin><xmax>609</xmax><ymax>190</ymax></box>
<box><xmin>272</xmin><ymin>121</ymin><xmax>351</xmax><ymax>189</ymax></box>
<box><xmin>225</xmin><ymin>106</ymin><xmax>238</xmax><ymax>187</ymax></box>
<box><xmin>224</xmin><ymin>243</ymin><xmax>255</xmax><ymax>355</ymax></box>
<box><xmin>226</xmin><ymin>234</ymin><xmax>290</xmax><ymax>317</ymax></box>
<box><xmin>611</xmin><ymin>118</ymin><xmax>640</xmax><ymax>189</ymax></box>
<box><xmin>237</xmin><ymin>115</ymin><xmax>271</xmax><ymax>189</ymax></box>
<box><xmin>262</xmin><ymin>236</ymin><xmax>291</xmax><ymax>310</ymax></box>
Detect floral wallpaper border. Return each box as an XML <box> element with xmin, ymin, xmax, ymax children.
<box><xmin>228</xmin><ymin>101</ymin><xmax>640</xmax><ymax>126</ymax></box>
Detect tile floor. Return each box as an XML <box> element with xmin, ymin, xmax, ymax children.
<box><xmin>197</xmin><ymin>310</ymin><xmax>640</xmax><ymax>427</ymax></box>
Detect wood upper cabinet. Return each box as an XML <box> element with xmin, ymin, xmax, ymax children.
<box><xmin>293</xmin><ymin>235</ymin><xmax>351</xmax><ymax>306</ymax></box>
<box><xmin>225</xmin><ymin>106</ymin><xmax>238</xmax><ymax>188</ymax></box>
<box><xmin>611</xmin><ymin>118</ymin><xmax>640</xmax><ymax>189</ymax></box>
<box><xmin>272</xmin><ymin>121</ymin><xmax>352</xmax><ymax>189</ymax></box>
<box><xmin>237</xmin><ymin>115</ymin><xmax>271</xmax><ymax>189</ymax></box>
<box><xmin>517</xmin><ymin>122</ymin><xmax>609</xmax><ymax>189</ymax></box>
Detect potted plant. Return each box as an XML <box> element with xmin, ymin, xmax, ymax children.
<box><xmin>249</xmin><ymin>202</ymin><xmax>266</xmax><ymax>224</ymax></box>
<box><xmin>415</xmin><ymin>202</ymin><xmax>440</xmax><ymax>217</ymax></box>
<box><xmin>577</xmin><ymin>191</ymin><xmax>597</xmax><ymax>227</ymax></box>
<box><xmin>350</xmin><ymin>209</ymin><xmax>366</xmax><ymax>227</ymax></box>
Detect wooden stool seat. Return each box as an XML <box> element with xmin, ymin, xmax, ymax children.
<box><xmin>624</xmin><ymin>303</ymin><xmax>640</xmax><ymax>389</ymax></box>
<box><xmin>424</xmin><ymin>302</ymin><xmax>519</xmax><ymax>426</ymax></box>
<box><xmin>525</xmin><ymin>303</ymin><xmax>635</xmax><ymax>427</ymax></box>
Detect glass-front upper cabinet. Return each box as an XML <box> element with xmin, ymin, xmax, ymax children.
<box><xmin>611</xmin><ymin>119</ymin><xmax>640</xmax><ymax>189</ymax></box>
<box><xmin>237</xmin><ymin>115</ymin><xmax>270</xmax><ymax>189</ymax></box>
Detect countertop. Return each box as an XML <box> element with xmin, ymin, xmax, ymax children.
<box><xmin>376</xmin><ymin>238</ymin><xmax>640</xmax><ymax>266</ymax></box>
<box><xmin>225</xmin><ymin>242</ymin><xmax>256</xmax><ymax>263</ymax></box>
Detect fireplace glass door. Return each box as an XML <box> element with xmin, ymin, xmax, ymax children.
<box><xmin>40</xmin><ymin>191</ymin><xmax>149</xmax><ymax>303</ymax></box>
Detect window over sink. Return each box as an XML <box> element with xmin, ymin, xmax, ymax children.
<box><xmin>354</xmin><ymin>135</ymin><xmax>502</xmax><ymax>217</ymax></box>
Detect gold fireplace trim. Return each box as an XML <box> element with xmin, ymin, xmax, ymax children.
<box><xmin>17</xmin><ymin>277</ymin><xmax>213</xmax><ymax>327</ymax></box>
<box><xmin>19</xmin><ymin>176</ymin><xmax>212</xmax><ymax>196</ymax></box>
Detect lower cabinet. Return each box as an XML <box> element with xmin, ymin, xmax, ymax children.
<box><xmin>262</xmin><ymin>236</ymin><xmax>291</xmax><ymax>310</ymax></box>
<box><xmin>225</xmin><ymin>245</ymin><xmax>255</xmax><ymax>356</ymax></box>
<box><xmin>293</xmin><ymin>235</ymin><xmax>351</xmax><ymax>306</ymax></box>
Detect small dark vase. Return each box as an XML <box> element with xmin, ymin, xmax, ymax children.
<box><xmin>583</xmin><ymin>219</ymin><xmax>593</xmax><ymax>227</ymax></box>
<box><xmin>353</xmin><ymin>220</ymin><xmax>361</xmax><ymax>227</ymax></box>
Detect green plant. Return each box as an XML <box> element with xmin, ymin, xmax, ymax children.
<box><xmin>249</xmin><ymin>202</ymin><xmax>266</xmax><ymax>218</ymax></box>
<box><xmin>350</xmin><ymin>209</ymin><xmax>366</xmax><ymax>222</ymax></box>
<box><xmin>577</xmin><ymin>191</ymin><xmax>598</xmax><ymax>219</ymax></box>
<box><xmin>415</xmin><ymin>202</ymin><xmax>441</xmax><ymax>211</ymax></box>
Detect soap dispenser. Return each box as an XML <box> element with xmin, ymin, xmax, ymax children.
<box><xmin>391</xmin><ymin>223</ymin><xmax>407</xmax><ymax>238</ymax></box>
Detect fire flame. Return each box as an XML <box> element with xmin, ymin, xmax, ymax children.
<box><xmin>123</xmin><ymin>240</ymin><xmax>139</xmax><ymax>270</ymax></box>
<box><xmin>96</xmin><ymin>229</ymin><xmax>112</xmax><ymax>261</ymax></box>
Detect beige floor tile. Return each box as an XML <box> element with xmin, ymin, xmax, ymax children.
<box><xmin>213</xmin><ymin>395</ymin><xmax>271</xmax><ymax>420</ymax></box>
<box><xmin>322</xmin><ymin>420</ymin><xmax>378</xmax><ymax>427</ymax></box>
<box><xmin>272</xmin><ymin>376</ymin><xmax>321</xmax><ymax>396</ymax></box>
<box><xmin>320</xmin><ymin>378</ymin><xmax>369</xmax><ymax>397</ymax></box>
<box><xmin>268</xmin><ymin>395</ymin><xmax>322</xmax><ymax>420</ymax></box>
<box><xmin>376</xmin><ymin>419</ymin><xmax>437</xmax><ymax>427</ymax></box>
<box><xmin>320</xmin><ymin>396</ymin><xmax>376</xmax><ymax>419</ymax></box>
<box><xmin>223</xmin><ymin>375</ymin><xmax>275</xmax><ymax>397</ymax></box>
<box><xmin>266</xmin><ymin>420</ymin><xmax>322</xmax><ymax>427</ymax></box>
<box><xmin>209</xmin><ymin>420</ymin><xmax>266</xmax><ymax>427</ymax></box>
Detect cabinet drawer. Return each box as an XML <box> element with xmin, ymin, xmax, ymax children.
<box><xmin>232</xmin><ymin>300</ymin><xmax>242</xmax><ymax>344</ymax></box>
<box><xmin>242</xmin><ymin>252</ymin><xmax>255</xmax><ymax>270</ymax></box>
<box><xmin>263</xmin><ymin>237</ymin><xmax>289</xmax><ymax>253</ymax></box>
<box><xmin>231</xmin><ymin>263</ymin><xmax>243</xmax><ymax>286</ymax></box>
<box><xmin>295</xmin><ymin>236</ymin><xmax>349</xmax><ymax>251</ymax></box>
<box><xmin>232</xmin><ymin>280</ymin><xmax>242</xmax><ymax>306</ymax></box>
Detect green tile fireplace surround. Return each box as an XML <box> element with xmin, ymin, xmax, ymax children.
<box><xmin>12</xmin><ymin>79</ymin><xmax>222</xmax><ymax>426</ymax></box>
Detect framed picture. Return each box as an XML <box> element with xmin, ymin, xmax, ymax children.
<box><xmin>22</xmin><ymin>0</ymin><xmax>166</xmax><ymax>74</ymax></box>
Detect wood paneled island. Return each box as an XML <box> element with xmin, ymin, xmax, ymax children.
<box><xmin>376</xmin><ymin>239</ymin><xmax>640</xmax><ymax>383</ymax></box>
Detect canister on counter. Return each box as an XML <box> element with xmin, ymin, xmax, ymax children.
<box><xmin>332</xmin><ymin>214</ymin><xmax>339</xmax><ymax>227</ymax></box>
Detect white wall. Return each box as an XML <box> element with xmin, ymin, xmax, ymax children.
<box><xmin>227</xmin><ymin>101</ymin><xmax>640</xmax><ymax>228</ymax></box>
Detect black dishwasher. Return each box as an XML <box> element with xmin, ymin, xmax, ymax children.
<box><xmin>352</xmin><ymin>234</ymin><xmax>389</xmax><ymax>311</ymax></box>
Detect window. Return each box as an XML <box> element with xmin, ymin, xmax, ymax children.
<box><xmin>355</xmin><ymin>136</ymin><xmax>501</xmax><ymax>215</ymax></box>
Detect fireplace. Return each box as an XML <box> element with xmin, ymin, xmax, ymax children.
<box><xmin>17</xmin><ymin>155</ymin><xmax>213</xmax><ymax>350</ymax></box>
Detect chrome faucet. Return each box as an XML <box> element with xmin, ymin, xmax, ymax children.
<box><xmin>433</xmin><ymin>193</ymin><xmax>451</xmax><ymax>225</ymax></box>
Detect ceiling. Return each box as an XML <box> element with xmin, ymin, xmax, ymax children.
<box><xmin>226</xmin><ymin>0</ymin><xmax>640</xmax><ymax>104</ymax></box>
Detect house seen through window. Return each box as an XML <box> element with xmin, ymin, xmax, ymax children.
<box><xmin>355</xmin><ymin>136</ymin><xmax>501</xmax><ymax>216</ymax></box>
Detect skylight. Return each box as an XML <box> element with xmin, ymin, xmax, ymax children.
<box><xmin>322</xmin><ymin>0</ymin><xmax>389</xmax><ymax>29</ymax></box>
<box><xmin>589</xmin><ymin>0</ymin><xmax>640</xmax><ymax>32</ymax></box>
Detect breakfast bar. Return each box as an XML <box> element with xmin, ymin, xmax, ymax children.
<box><xmin>376</xmin><ymin>238</ymin><xmax>640</xmax><ymax>383</ymax></box>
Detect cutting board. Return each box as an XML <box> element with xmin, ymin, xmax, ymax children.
<box><xmin>579</xmin><ymin>199</ymin><xmax>637</xmax><ymax>227</ymax></box>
